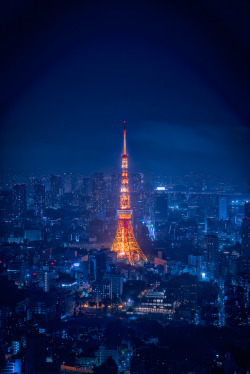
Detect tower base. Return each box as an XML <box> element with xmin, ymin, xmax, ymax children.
<box><xmin>111</xmin><ymin>216</ymin><xmax>147</xmax><ymax>265</ymax></box>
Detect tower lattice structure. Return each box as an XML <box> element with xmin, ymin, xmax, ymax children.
<box><xmin>111</xmin><ymin>122</ymin><xmax>147</xmax><ymax>265</ymax></box>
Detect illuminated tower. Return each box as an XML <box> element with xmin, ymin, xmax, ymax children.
<box><xmin>111</xmin><ymin>122</ymin><xmax>147</xmax><ymax>265</ymax></box>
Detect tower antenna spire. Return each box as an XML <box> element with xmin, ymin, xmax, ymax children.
<box><xmin>111</xmin><ymin>121</ymin><xmax>147</xmax><ymax>265</ymax></box>
<box><xmin>123</xmin><ymin>121</ymin><xmax>126</xmax><ymax>155</ymax></box>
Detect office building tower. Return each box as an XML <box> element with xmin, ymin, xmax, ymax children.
<box><xmin>13</xmin><ymin>184</ymin><xmax>27</xmax><ymax>217</ymax></box>
<box><xmin>178</xmin><ymin>274</ymin><xmax>197</xmax><ymax>317</ymax></box>
<box><xmin>44</xmin><ymin>271</ymin><xmax>53</xmax><ymax>293</ymax></box>
<box><xmin>82</xmin><ymin>177</ymin><xmax>92</xmax><ymax>196</ymax></box>
<box><xmin>103</xmin><ymin>272</ymin><xmax>123</xmax><ymax>299</ymax></box>
<box><xmin>49</xmin><ymin>175</ymin><xmax>61</xmax><ymax>207</ymax></box>
<box><xmin>89</xmin><ymin>251</ymin><xmax>107</xmax><ymax>281</ymax></box>
<box><xmin>219</xmin><ymin>196</ymin><xmax>227</xmax><ymax>221</ymax></box>
<box><xmin>188</xmin><ymin>254</ymin><xmax>204</xmax><ymax>270</ymax></box>
<box><xmin>241</xmin><ymin>202</ymin><xmax>250</xmax><ymax>258</ymax></box>
<box><xmin>130</xmin><ymin>173</ymin><xmax>143</xmax><ymax>222</ymax></box>
<box><xmin>0</xmin><ymin>190</ymin><xmax>13</xmax><ymax>218</ymax></box>
<box><xmin>204</xmin><ymin>234</ymin><xmax>219</xmax><ymax>278</ymax></box>
<box><xmin>92</xmin><ymin>173</ymin><xmax>106</xmax><ymax>219</ymax></box>
<box><xmin>29</xmin><ymin>289</ymin><xmax>57</xmax><ymax>326</ymax></box>
<box><xmin>154</xmin><ymin>187</ymin><xmax>168</xmax><ymax>225</ymax></box>
<box><xmin>106</xmin><ymin>173</ymin><xmax>120</xmax><ymax>217</ymax></box>
<box><xmin>245</xmin><ymin>202</ymin><xmax>250</xmax><ymax>218</ymax></box>
<box><xmin>63</xmin><ymin>173</ymin><xmax>73</xmax><ymax>193</ymax></box>
<box><xmin>98</xmin><ymin>345</ymin><xmax>119</xmax><ymax>366</ymax></box>
<box><xmin>93</xmin><ymin>280</ymin><xmax>110</xmax><ymax>303</ymax></box>
<box><xmin>34</xmin><ymin>181</ymin><xmax>45</xmax><ymax>217</ymax></box>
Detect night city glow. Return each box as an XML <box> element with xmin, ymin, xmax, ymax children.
<box><xmin>0</xmin><ymin>1</ymin><xmax>249</xmax><ymax>373</ymax></box>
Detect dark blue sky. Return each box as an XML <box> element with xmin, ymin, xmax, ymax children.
<box><xmin>0</xmin><ymin>0</ymin><xmax>249</xmax><ymax>178</ymax></box>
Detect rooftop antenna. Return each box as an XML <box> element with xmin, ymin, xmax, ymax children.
<box><xmin>123</xmin><ymin>120</ymin><xmax>126</xmax><ymax>154</ymax></box>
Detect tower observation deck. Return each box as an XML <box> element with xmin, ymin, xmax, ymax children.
<box><xmin>111</xmin><ymin>122</ymin><xmax>147</xmax><ymax>265</ymax></box>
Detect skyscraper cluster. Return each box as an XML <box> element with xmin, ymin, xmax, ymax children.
<box><xmin>0</xmin><ymin>130</ymin><xmax>249</xmax><ymax>373</ymax></box>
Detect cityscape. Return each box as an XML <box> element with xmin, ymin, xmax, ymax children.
<box><xmin>0</xmin><ymin>125</ymin><xmax>249</xmax><ymax>373</ymax></box>
<box><xmin>0</xmin><ymin>1</ymin><xmax>250</xmax><ymax>374</ymax></box>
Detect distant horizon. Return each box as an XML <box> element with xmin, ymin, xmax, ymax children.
<box><xmin>1</xmin><ymin>169</ymin><xmax>249</xmax><ymax>186</ymax></box>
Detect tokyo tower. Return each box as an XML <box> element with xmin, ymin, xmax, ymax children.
<box><xmin>111</xmin><ymin>122</ymin><xmax>147</xmax><ymax>265</ymax></box>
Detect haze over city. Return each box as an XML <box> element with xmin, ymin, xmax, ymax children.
<box><xmin>0</xmin><ymin>1</ymin><xmax>250</xmax><ymax>374</ymax></box>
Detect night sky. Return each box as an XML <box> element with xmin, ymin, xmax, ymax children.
<box><xmin>0</xmin><ymin>0</ymin><xmax>249</xmax><ymax>178</ymax></box>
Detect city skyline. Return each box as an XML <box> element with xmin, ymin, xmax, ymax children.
<box><xmin>0</xmin><ymin>2</ymin><xmax>250</xmax><ymax>373</ymax></box>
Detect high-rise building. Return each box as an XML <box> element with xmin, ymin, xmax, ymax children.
<box><xmin>219</xmin><ymin>196</ymin><xmax>227</xmax><ymax>221</ymax></box>
<box><xmin>34</xmin><ymin>181</ymin><xmax>45</xmax><ymax>217</ymax></box>
<box><xmin>130</xmin><ymin>173</ymin><xmax>143</xmax><ymax>222</ymax></box>
<box><xmin>13</xmin><ymin>184</ymin><xmax>27</xmax><ymax>217</ymax></box>
<box><xmin>178</xmin><ymin>274</ymin><xmax>197</xmax><ymax>319</ymax></box>
<box><xmin>111</xmin><ymin>123</ymin><xmax>147</xmax><ymax>265</ymax></box>
<box><xmin>98</xmin><ymin>345</ymin><xmax>119</xmax><ymax>366</ymax></box>
<box><xmin>241</xmin><ymin>202</ymin><xmax>250</xmax><ymax>258</ymax></box>
<box><xmin>245</xmin><ymin>202</ymin><xmax>250</xmax><ymax>219</ymax></box>
<box><xmin>63</xmin><ymin>173</ymin><xmax>73</xmax><ymax>193</ymax></box>
<box><xmin>93</xmin><ymin>280</ymin><xmax>110</xmax><ymax>303</ymax></box>
<box><xmin>92</xmin><ymin>173</ymin><xmax>106</xmax><ymax>219</ymax></box>
<box><xmin>103</xmin><ymin>271</ymin><xmax>123</xmax><ymax>299</ymax></box>
<box><xmin>49</xmin><ymin>175</ymin><xmax>61</xmax><ymax>207</ymax></box>
<box><xmin>106</xmin><ymin>173</ymin><xmax>120</xmax><ymax>218</ymax></box>
<box><xmin>204</xmin><ymin>234</ymin><xmax>219</xmax><ymax>278</ymax></box>
<box><xmin>188</xmin><ymin>254</ymin><xmax>204</xmax><ymax>270</ymax></box>
<box><xmin>44</xmin><ymin>271</ymin><xmax>53</xmax><ymax>292</ymax></box>
<box><xmin>82</xmin><ymin>177</ymin><xmax>92</xmax><ymax>196</ymax></box>
<box><xmin>89</xmin><ymin>251</ymin><xmax>107</xmax><ymax>281</ymax></box>
<box><xmin>0</xmin><ymin>190</ymin><xmax>13</xmax><ymax>218</ymax></box>
<box><xmin>29</xmin><ymin>289</ymin><xmax>57</xmax><ymax>326</ymax></box>
<box><xmin>154</xmin><ymin>187</ymin><xmax>168</xmax><ymax>225</ymax></box>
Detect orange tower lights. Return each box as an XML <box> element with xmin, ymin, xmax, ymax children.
<box><xmin>111</xmin><ymin>122</ymin><xmax>147</xmax><ymax>265</ymax></box>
